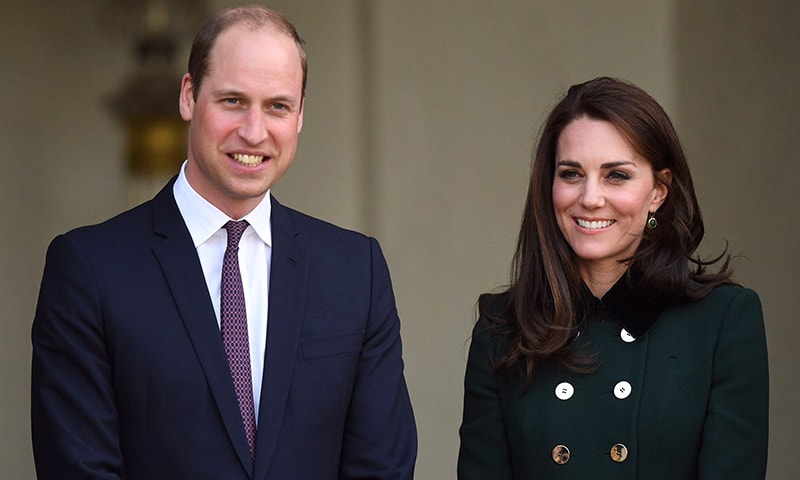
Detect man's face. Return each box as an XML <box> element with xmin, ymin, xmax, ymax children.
<box><xmin>179</xmin><ymin>25</ymin><xmax>304</xmax><ymax>219</ymax></box>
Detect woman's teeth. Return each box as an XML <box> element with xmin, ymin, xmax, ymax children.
<box><xmin>576</xmin><ymin>219</ymin><xmax>614</xmax><ymax>229</ymax></box>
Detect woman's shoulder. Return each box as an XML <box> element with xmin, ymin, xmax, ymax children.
<box><xmin>472</xmin><ymin>291</ymin><xmax>514</xmax><ymax>345</ymax></box>
<box><xmin>662</xmin><ymin>284</ymin><xmax>763</xmax><ymax>330</ymax></box>
<box><xmin>478</xmin><ymin>291</ymin><xmax>510</xmax><ymax>316</ymax></box>
<box><xmin>698</xmin><ymin>284</ymin><xmax>761</xmax><ymax>307</ymax></box>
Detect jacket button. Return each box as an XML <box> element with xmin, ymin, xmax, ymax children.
<box><xmin>552</xmin><ymin>444</ymin><xmax>570</xmax><ymax>464</ymax></box>
<box><xmin>614</xmin><ymin>380</ymin><xmax>632</xmax><ymax>399</ymax></box>
<box><xmin>620</xmin><ymin>328</ymin><xmax>635</xmax><ymax>343</ymax></box>
<box><xmin>610</xmin><ymin>443</ymin><xmax>628</xmax><ymax>462</ymax></box>
<box><xmin>555</xmin><ymin>382</ymin><xmax>574</xmax><ymax>400</ymax></box>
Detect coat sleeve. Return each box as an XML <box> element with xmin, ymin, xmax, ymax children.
<box><xmin>338</xmin><ymin>238</ymin><xmax>417</xmax><ymax>480</ymax></box>
<box><xmin>699</xmin><ymin>287</ymin><xmax>769</xmax><ymax>479</ymax></box>
<box><xmin>31</xmin><ymin>234</ymin><xmax>124</xmax><ymax>479</ymax></box>
<box><xmin>457</xmin><ymin>317</ymin><xmax>513</xmax><ymax>480</ymax></box>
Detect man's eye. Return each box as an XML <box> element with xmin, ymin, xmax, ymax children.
<box><xmin>223</xmin><ymin>98</ymin><xmax>240</xmax><ymax>105</ymax></box>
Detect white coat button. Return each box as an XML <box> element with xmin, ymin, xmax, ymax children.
<box><xmin>614</xmin><ymin>381</ymin><xmax>632</xmax><ymax>399</ymax></box>
<box><xmin>555</xmin><ymin>382</ymin><xmax>574</xmax><ymax>400</ymax></box>
<box><xmin>620</xmin><ymin>328</ymin><xmax>635</xmax><ymax>343</ymax></box>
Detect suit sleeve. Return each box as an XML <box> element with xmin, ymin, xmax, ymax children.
<box><xmin>457</xmin><ymin>318</ymin><xmax>513</xmax><ymax>480</ymax></box>
<box><xmin>699</xmin><ymin>287</ymin><xmax>769</xmax><ymax>479</ymax></box>
<box><xmin>31</xmin><ymin>234</ymin><xmax>124</xmax><ymax>479</ymax></box>
<box><xmin>338</xmin><ymin>238</ymin><xmax>417</xmax><ymax>480</ymax></box>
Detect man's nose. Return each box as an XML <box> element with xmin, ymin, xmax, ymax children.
<box><xmin>238</xmin><ymin>110</ymin><xmax>269</xmax><ymax>145</ymax></box>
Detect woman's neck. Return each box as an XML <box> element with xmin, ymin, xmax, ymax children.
<box><xmin>579</xmin><ymin>261</ymin><xmax>629</xmax><ymax>298</ymax></box>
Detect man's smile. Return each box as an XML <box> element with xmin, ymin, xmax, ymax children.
<box><xmin>231</xmin><ymin>153</ymin><xmax>266</xmax><ymax>166</ymax></box>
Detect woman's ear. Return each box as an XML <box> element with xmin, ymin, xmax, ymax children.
<box><xmin>651</xmin><ymin>168</ymin><xmax>672</xmax><ymax>211</ymax></box>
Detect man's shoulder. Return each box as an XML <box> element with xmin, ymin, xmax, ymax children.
<box><xmin>64</xmin><ymin>200</ymin><xmax>154</xmax><ymax>240</ymax></box>
<box><xmin>63</xmin><ymin>181</ymin><xmax>180</xmax><ymax>242</ymax></box>
<box><xmin>272</xmin><ymin>199</ymin><xmax>370</xmax><ymax>243</ymax></box>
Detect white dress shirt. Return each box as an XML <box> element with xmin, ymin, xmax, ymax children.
<box><xmin>173</xmin><ymin>162</ymin><xmax>271</xmax><ymax>422</ymax></box>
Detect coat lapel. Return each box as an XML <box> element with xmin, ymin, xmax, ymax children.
<box><xmin>149</xmin><ymin>181</ymin><xmax>255</xmax><ymax>476</ymax></box>
<box><xmin>253</xmin><ymin>197</ymin><xmax>308</xmax><ymax>477</ymax></box>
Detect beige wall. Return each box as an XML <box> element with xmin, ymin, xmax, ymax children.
<box><xmin>675</xmin><ymin>3</ymin><xmax>800</xmax><ymax>478</ymax></box>
<box><xmin>3</xmin><ymin>1</ymin><xmax>796</xmax><ymax>478</ymax></box>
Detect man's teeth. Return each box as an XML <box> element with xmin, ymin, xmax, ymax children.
<box><xmin>577</xmin><ymin>219</ymin><xmax>614</xmax><ymax>229</ymax></box>
<box><xmin>232</xmin><ymin>153</ymin><xmax>264</xmax><ymax>166</ymax></box>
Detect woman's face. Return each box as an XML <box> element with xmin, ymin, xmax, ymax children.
<box><xmin>552</xmin><ymin>117</ymin><xmax>669</xmax><ymax>279</ymax></box>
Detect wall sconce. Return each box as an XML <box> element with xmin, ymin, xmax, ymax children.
<box><xmin>104</xmin><ymin>0</ymin><xmax>206</xmax><ymax>200</ymax></box>
<box><xmin>109</xmin><ymin>32</ymin><xmax>186</xmax><ymax>178</ymax></box>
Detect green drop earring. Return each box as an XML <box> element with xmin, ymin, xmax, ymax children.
<box><xmin>647</xmin><ymin>212</ymin><xmax>658</xmax><ymax>229</ymax></box>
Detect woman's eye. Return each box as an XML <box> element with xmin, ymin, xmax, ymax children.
<box><xmin>608</xmin><ymin>171</ymin><xmax>631</xmax><ymax>181</ymax></box>
<box><xmin>558</xmin><ymin>170</ymin><xmax>580</xmax><ymax>180</ymax></box>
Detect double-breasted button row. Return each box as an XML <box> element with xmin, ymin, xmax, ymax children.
<box><xmin>551</xmin><ymin>443</ymin><xmax>629</xmax><ymax>464</ymax></box>
<box><xmin>553</xmin><ymin>380</ymin><xmax>633</xmax><ymax>400</ymax></box>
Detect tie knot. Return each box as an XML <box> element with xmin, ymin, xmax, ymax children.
<box><xmin>224</xmin><ymin>220</ymin><xmax>249</xmax><ymax>247</ymax></box>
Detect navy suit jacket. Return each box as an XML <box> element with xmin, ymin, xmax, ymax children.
<box><xmin>32</xmin><ymin>180</ymin><xmax>417</xmax><ymax>479</ymax></box>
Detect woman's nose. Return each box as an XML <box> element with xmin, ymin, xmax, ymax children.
<box><xmin>579</xmin><ymin>181</ymin><xmax>605</xmax><ymax>209</ymax></box>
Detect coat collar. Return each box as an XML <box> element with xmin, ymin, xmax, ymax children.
<box><xmin>584</xmin><ymin>269</ymin><xmax>669</xmax><ymax>339</ymax></box>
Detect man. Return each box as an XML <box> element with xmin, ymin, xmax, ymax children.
<box><xmin>31</xmin><ymin>6</ymin><xmax>417</xmax><ymax>479</ymax></box>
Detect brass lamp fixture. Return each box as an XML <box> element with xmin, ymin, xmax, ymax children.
<box><xmin>105</xmin><ymin>0</ymin><xmax>206</xmax><ymax>183</ymax></box>
<box><xmin>109</xmin><ymin>33</ymin><xmax>186</xmax><ymax>177</ymax></box>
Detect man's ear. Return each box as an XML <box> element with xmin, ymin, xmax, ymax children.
<box><xmin>297</xmin><ymin>97</ymin><xmax>304</xmax><ymax>134</ymax></box>
<box><xmin>179</xmin><ymin>73</ymin><xmax>195</xmax><ymax>121</ymax></box>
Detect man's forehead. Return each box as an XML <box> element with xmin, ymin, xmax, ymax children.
<box><xmin>208</xmin><ymin>25</ymin><xmax>301</xmax><ymax>67</ymax></box>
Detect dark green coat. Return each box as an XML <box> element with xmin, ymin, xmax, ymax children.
<box><xmin>458</xmin><ymin>284</ymin><xmax>768</xmax><ymax>479</ymax></box>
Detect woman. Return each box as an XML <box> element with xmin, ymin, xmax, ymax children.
<box><xmin>458</xmin><ymin>77</ymin><xmax>768</xmax><ymax>479</ymax></box>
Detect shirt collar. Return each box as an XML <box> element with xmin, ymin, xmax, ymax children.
<box><xmin>173</xmin><ymin>161</ymin><xmax>272</xmax><ymax>247</ymax></box>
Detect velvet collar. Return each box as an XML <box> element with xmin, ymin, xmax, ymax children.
<box><xmin>584</xmin><ymin>271</ymin><xmax>668</xmax><ymax>339</ymax></box>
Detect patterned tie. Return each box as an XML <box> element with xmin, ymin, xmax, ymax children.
<box><xmin>221</xmin><ymin>220</ymin><xmax>256</xmax><ymax>458</ymax></box>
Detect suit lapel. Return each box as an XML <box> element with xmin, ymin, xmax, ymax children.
<box><xmin>253</xmin><ymin>197</ymin><xmax>308</xmax><ymax>477</ymax></box>
<box><xmin>149</xmin><ymin>181</ymin><xmax>255</xmax><ymax>476</ymax></box>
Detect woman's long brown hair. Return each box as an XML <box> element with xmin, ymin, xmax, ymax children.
<box><xmin>484</xmin><ymin>77</ymin><xmax>735</xmax><ymax>382</ymax></box>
